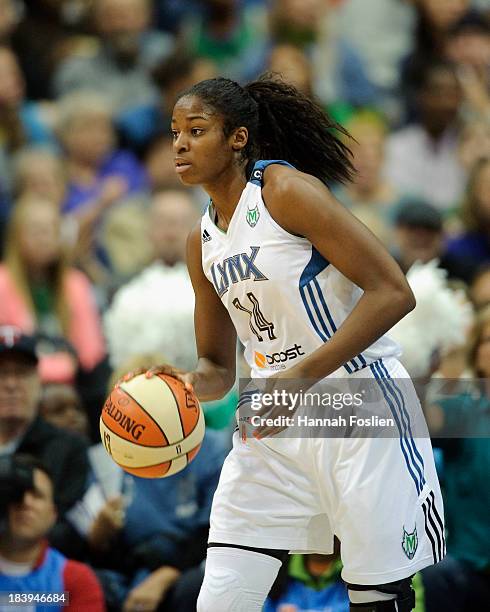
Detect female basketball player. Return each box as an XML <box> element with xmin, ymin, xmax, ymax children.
<box><xmin>148</xmin><ymin>76</ymin><xmax>444</xmax><ymax>611</ymax></box>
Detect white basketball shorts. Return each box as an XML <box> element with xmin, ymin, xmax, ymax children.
<box><xmin>208</xmin><ymin>357</ymin><xmax>445</xmax><ymax>585</ymax></box>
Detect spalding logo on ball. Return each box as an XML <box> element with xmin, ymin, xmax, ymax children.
<box><xmin>100</xmin><ymin>374</ymin><xmax>205</xmax><ymax>478</ymax></box>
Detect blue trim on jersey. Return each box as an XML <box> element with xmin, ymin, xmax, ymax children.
<box><xmin>300</xmin><ymin>281</ymin><xmax>353</xmax><ymax>374</ymax></box>
<box><xmin>312</xmin><ymin>278</ymin><xmax>363</xmax><ymax>372</ymax></box>
<box><xmin>378</xmin><ymin>360</ymin><xmax>426</xmax><ymax>483</ymax></box>
<box><xmin>249</xmin><ymin>159</ymin><xmax>295</xmax><ymax>186</ymax></box>
<box><xmin>237</xmin><ymin>389</ymin><xmax>259</xmax><ymax>408</ymax></box>
<box><xmin>300</xmin><ymin>286</ymin><xmax>328</xmax><ymax>339</ymax></box>
<box><xmin>299</xmin><ymin>247</ymin><xmax>330</xmax><ymax>287</ymax></box>
<box><xmin>370</xmin><ymin>360</ymin><xmax>425</xmax><ymax>495</ymax></box>
<box><xmin>299</xmin><ymin>246</ymin><xmax>367</xmax><ymax>372</ymax></box>
<box><xmin>312</xmin><ymin>279</ymin><xmax>367</xmax><ymax>370</ymax></box>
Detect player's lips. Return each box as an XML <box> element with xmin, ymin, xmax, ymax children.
<box><xmin>175</xmin><ymin>159</ymin><xmax>192</xmax><ymax>174</ymax></box>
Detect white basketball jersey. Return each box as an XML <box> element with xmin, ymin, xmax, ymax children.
<box><xmin>200</xmin><ymin>160</ymin><xmax>401</xmax><ymax>379</ymax></box>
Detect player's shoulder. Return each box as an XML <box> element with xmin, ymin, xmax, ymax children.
<box><xmin>188</xmin><ymin>218</ymin><xmax>204</xmax><ymax>249</ymax></box>
<box><xmin>262</xmin><ymin>163</ymin><xmax>325</xmax><ymax>202</ymax></box>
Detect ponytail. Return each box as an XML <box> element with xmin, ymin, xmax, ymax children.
<box><xmin>176</xmin><ymin>74</ymin><xmax>354</xmax><ymax>186</ymax></box>
<box><xmin>244</xmin><ymin>75</ymin><xmax>354</xmax><ymax>185</ymax></box>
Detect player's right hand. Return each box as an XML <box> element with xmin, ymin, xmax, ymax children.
<box><xmin>118</xmin><ymin>365</ymin><xmax>196</xmax><ymax>393</ymax></box>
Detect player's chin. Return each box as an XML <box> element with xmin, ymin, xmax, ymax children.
<box><xmin>176</xmin><ymin>168</ymin><xmax>199</xmax><ymax>185</ymax></box>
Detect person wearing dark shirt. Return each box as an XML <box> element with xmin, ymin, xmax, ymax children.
<box><xmin>446</xmin><ymin>157</ymin><xmax>490</xmax><ymax>266</ymax></box>
<box><xmin>0</xmin><ymin>326</ymin><xmax>89</xmax><ymax>554</ymax></box>
<box><xmin>392</xmin><ymin>200</ymin><xmax>477</xmax><ymax>283</ymax></box>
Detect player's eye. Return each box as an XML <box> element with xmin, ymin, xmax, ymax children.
<box><xmin>171</xmin><ymin>130</ymin><xmax>179</xmax><ymax>140</ymax></box>
<box><xmin>191</xmin><ymin>128</ymin><xmax>204</xmax><ymax>136</ymax></box>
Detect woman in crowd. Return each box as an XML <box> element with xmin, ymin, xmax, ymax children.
<box><xmin>334</xmin><ymin>110</ymin><xmax>408</xmax><ymax>246</ymax></box>
<box><xmin>447</xmin><ymin>157</ymin><xmax>490</xmax><ymax>264</ymax></box>
<box><xmin>0</xmin><ymin>195</ymin><xmax>106</xmax><ymax>382</ymax></box>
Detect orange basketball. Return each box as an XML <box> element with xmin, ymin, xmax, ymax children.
<box><xmin>100</xmin><ymin>374</ymin><xmax>205</xmax><ymax>478</ymax></box>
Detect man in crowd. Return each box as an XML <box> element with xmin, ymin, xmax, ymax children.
<box><xmin>0</xmin><ymin>454</ymin><xmax>105</xmax><ymax>611</ymax></box>
<box><xmin>392</xmin><ymin>200</ymin><xmax>477</xmax><ymax>283</ymax></box>
<box><xmin>0</xmin><ymin>326</ymin><xmax>89</xmax><ymax>553</ymax></box>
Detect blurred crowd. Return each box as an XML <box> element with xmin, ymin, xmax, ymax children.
<box><xmin>0</xmin><ymin>1</ymin><xmax>489</xmax><ymax>611</ymax></box>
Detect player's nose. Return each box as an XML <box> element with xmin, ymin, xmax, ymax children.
<box><xmin>173</xmin><ymin>132</ymin><xmax>190</xmax><ymax>153</ymax></box>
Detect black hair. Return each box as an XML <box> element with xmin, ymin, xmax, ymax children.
<box><xmin>152</xmin><ymin>48</ymin><xmax>199</xmax><ymax>91</ymax></box>
<box><xmin>415</xmin><ymin>59</ymin><xmax>458</xmax><ymax>92</ymax></box>
<box><xmin>176</xmin><ymin>74</ymin><xmax>355</xmax><ymax>186</ymax></box>
<box><xmin>14</xmin><ymin>454</ymin><xmax>52</xmax><ymax>479</ymax></box>
<box><xmin>449</xmin><ymin>10</ymin><xmax>490</xmax><ymax>37</ymax></box>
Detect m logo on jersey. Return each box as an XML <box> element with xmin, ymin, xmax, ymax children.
<box><xmin>246</xmin><ymin>204</ymin><xmax>260</xmax><ymax>228</ymax></box>
<box><xmin>402</xmin><ymin>526</ymin><xmax>418</xmax><ymax>560</ymax></box>
<box><xmin>211</xmin><ymin>246</ymin><xmax>267</xmax><ymax>297</ymax></box>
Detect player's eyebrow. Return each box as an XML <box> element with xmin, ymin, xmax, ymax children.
<box><xmin>186</xmin><ymin>114</ymin><xmax>210</xmax><ymax>121</ymax></box>
<box><xmin>171</xmin><ymin>114</ymin><xmax>210</xmax><ymax>125</ymax></box>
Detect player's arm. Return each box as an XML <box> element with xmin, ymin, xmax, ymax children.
<box><xmin>186</xmin><ymin>223</ymin><xmax>237</xmax><ymax>401</ymax></box>
<box><xmin>262</xmin><ymin>166</ymin><xmax>415</xmax><ymax>380</ymax></box>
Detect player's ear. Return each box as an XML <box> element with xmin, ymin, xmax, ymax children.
<box><xmin>231</xmin><ymin>127</ymin><xmax>248</xmax><ymax>151</ymax></box>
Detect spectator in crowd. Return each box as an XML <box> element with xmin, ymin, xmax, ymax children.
<box><xmin>55</xmin><ymin>90</ymin><xmax>149</xmax><ymax>286</ymax></box>
<box><xmin>264</xmin><ymin>550</ymin><xmax>427</xmax><ymax>612</ymax></box>
<box><xmin>334</xmin><ymin>110</ymin><xmax>408</xmax><ymax>246</ymax></box>
<box><xmin>53</xmin><ymin>0</ymin><xmax>174</xmax><ymax>117</ymax></box>
<box><xmin>333</xmin><ymin>0</ymin><xmax>416</xmax><ymax>118</ymax></box>
<box><xmin>265</xmin><ymin>551</ymin><xmax>349</xmax><ymax>612</ymax></box>
<box><xmin>269</xmin><ymin>0</ymin><xmax>378</xmax><ymax>107</ymax></box>
<box><xmin>57</xmin><ymin>90</ymin><xmax>148</xmax><ymax>216</ymax></box>
<box><xmin>392</xmin><ymin>200</ymin><xmax>477</xmax><ymax>283</ymax></box>
<box><xmin>155</xmin><ymin>0</ymin><xmax>199</xmax><ymax>34</ymax></box>
<box><xmin>445</xmin><ymin>10</ymin><xmax>490</xmax><ymax>120</ymax></box>
<box><xmin>0</xmin><ymin>327</ymin><xmax>89</xmax><ymax>541</ymax></box>
<box><xmin>39</xmin><ymin>383</ymin><xmax>89</xmax><ymax>441</ymax></box>
<box><xmin>385</xmin><ymin>60</ymin><xmax>466</xmax><ymax>211</ymax></box>
<box><xmin>104</xmin><ymin>189</ymin><xmax>199</xmax><ymax>372</ymax></box>
<box><xmin>458</xmin><ymin>119</ymin><xmax>490</xmax><ymax>173</ymax></box>
<box><xmin>12</xmin><ymin>147</ymin><xmax>67</xmax><ymax>209</ymax></box>
<box><xmin>402</xmin><ymin>0</ymin><xmax>472</xmax><ymax>119</ymax></box>
<box><xmin>118</xmin><ymin>49</ymin><xmax>217</xmax><ymax>153</ymax></box>
<box><xmin>0</xmin><ymin>0</ymin><xmax>18</xmax><ymax>44</ymax></box>
<box><xmin>0</xmin><ymin>46</ymin><xmax>55</xmax><ymax>216</ymax></box>
<box><xmin>0</xmin><ymin>46</ymin><xmax>55</xmax><ymax>151</ymax></box>
<box><xmin>422</xmin><ymin>305</ymin><xmax>490</xmax><ymax>611</ymax></box>
<box><xmin>267</xmin><ymin>43</ymin><xmax>314</xmax><ymax>97</ymax></box>
<box><xmin>10</xmin><ymin>0</ymin><xmax>93</xmax><ymax>100</ymax></box>
<box><xmin>181</xmin><ymin>0</ymin><xmax>267</xmax><ymax>83</ymax></box>
<box><xmin>0</xmin><ymin>196</ymin><xmax>106</xmax><ymax>383</ymax></box>
<box><xmin>446</xmin><ymin>156</ymin><xmax>490</xmax><ymax>265</ymax></box>
<box><xmin>470</xmin><ymin>264</ymin><xmax>490</xmax><ymax>310</ymax></box>
<box><xmin>0</xmin><ymin>454</ymin><xmax>105</xmax><ymax>611</ymax></box>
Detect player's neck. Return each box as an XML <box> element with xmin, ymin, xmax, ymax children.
<box><xmin>204</xmin><ymin>167</ymin><xmax>247</xmax><ymax>231</ymax></box>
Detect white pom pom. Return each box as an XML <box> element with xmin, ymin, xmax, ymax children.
<box><xmin>104</xmin><ymin>263</ymin><xmax>197</xmax><ymax>370</ymax></box>
<box><xmin>390</xmin><ymin>260</ymin><xmax>473</xmax><ymax>377</ymax></box>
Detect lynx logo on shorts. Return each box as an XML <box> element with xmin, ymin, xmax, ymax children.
<box><xmin>246</xmin><ymin>204</ymin><xmax>260</xmax><ymax>227</ymax></box>
<box><xmin>402</xmin><ymin>526</ymin><xmax>418</xmax><ymax>560</ymax></box>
